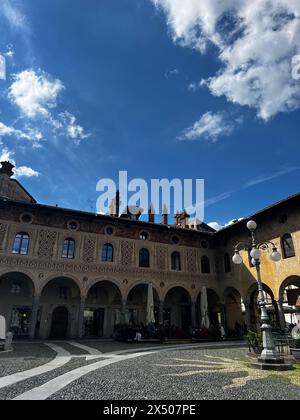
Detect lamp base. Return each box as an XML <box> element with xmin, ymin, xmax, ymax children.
<box><xmin>251</xmin><ymin>357</ymin><xmax>293</xmax><ymax>371</ymax></box>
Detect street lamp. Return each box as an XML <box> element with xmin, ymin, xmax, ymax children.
<box><xmin>232</xmin><ymin>220</ymin><xmax>292</xmax><ymax>371</ymax></box>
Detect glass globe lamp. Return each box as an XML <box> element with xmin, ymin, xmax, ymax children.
<box><xmin>247</xmin><ymin>220</ymin><xmax>257</xmax><ymax>231</ymax></box>
<box><xmin>232</xmin><ymin>251</ymin><xmax>243</xmax><ymax>265</ymax></box>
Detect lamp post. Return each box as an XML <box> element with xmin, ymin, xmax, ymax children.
<box><xmin>233</xmin><ymin>220</ymin><xmax>292</xmax><ymax>371</ymax></box>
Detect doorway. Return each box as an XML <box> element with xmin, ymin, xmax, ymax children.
<box><xmin>50</xmin><ymin>306</ymin><xmax>69</xmax><ymax>339</ymax></box>
<box><xmin>84</xmin><ymin>308</ymin><xmax>105</xmax><ymax>337</ymax></box>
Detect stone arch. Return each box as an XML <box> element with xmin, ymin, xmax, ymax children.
<box><xmin>163</xmin><ymin>286</ymin><xmax>192</xmax><ymax>337</ymax></box>
<box><xmin>223</xmin><ymin>287</ymin><xmax>244</xmax><ymax>336</ymax></box>
<box><xmin>84</xmin><ymin>280</ymin><xmax>123</xmax><ymax>338</ymax></box>
<box><xmin>0</xmin><ymin>271</ymin><xmax>36</xmax><ymax>338</ymax></box>
<box><xmin>245</xmin><ymin>282</ymin><xmax>279</xmax><ymax>332</ymax></box>
<box><xmin>162</xmin><ymin>283</ymin><xmax>192</xmax><ymax>302</ymax></box>
<box><xmin>38</xmin><ymin>273</ymin><xmax>83</xmax><ymax>297</ymax></box>
<box><xmin>39</xmin><ymin>276</ymin><xmax>81</xmax><ymax>339</ymax></box>
<box><xmin>279</xmin><ymin>275</ymin><xmax>300</xmax><ymax>302</ymax></box>
<box><xmin>125</xmin><ymin>282</ymin><xmax>160</xmax><ymax>326</ymax></box>
<box><xmin>125</xmin><ymin>281</ymin><xmax>161</xmax><ymax>302</ymax></box>
<box><xmin>85</xmin><ymin>277</ymin><xmax>123</xmax><ymax>300</ymax></box>
<box><xmin>278</xmin><ymin>275</ymin><xmax>300</xmax><ymax>327</ymax></box>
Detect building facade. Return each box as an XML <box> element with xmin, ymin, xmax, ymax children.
<box><xmin>0</xmin><ymin>161</ymin><xmax>299</xmax><ymax>340</ymax></box>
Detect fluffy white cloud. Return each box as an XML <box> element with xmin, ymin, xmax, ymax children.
<box><xmin>14</xmin><ymin>166</ymin><xmax>39</xmax><ymax>178</ymax></box>
<box><xmin>152</xmin><ymin>0</ymin><xmax>300</xmax><ymax>120</ymax></box>
<box><xmin>9</xmin><ymin>69</ymin><xmax>64</xmax><ymax>118</ymax></box>
<box><xmin>0</xmin><ymin>147</ymin><xmax>39</xmax><ymax>178</ymax></box>
<box><xmin>179</xmin><ymin>111</ymin><xmax>235</xmax><ymax>142</ymax></box>
<box><xmin>0</xmin><ymin>122</ymin><xmax>42</xmax><ymax>145</ymax></box>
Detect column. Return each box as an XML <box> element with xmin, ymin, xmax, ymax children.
<box><xmin>121</xmin><ymin>299</ymin><xmax>127</xmax><ymax>324</ymax></box>
<box><xmin>245</xmin><ymin>301</ymin><xmax>252</xmax><ymax>331</ymax></box>
<box><xmin>191</xmin><ymin>301</ymin><xmax>196</xmax><ymax>329</ymax></box>
<box><xmin>29</xmin><ymin>295</ymin><xmax>40</xmax><ymax>340</ymax></box>
<box><xmin>220</xmin><ymin>304</ymin><xmax>226</xmax><ymax>330</ymax></box>
<box><xmin>77</xmin><ymin>297</ymin><xmax>86</xmax><ymax>339</ymax></box>
<box><xmin>158</xmin><ymin>301</ymin><xmax>164</xmax><ymax>325</ymax></box>
<box><xmin>276</xmin><ymin>300</ymin><xmax>287</xmax><ymax>332</ymax></box>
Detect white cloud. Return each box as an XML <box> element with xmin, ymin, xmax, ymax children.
<box><xmin>0</xmin><ymin>121</ymin><xmax>43</xmax><ymax>145</ymax></box>
<box><xmin>244</xmin><ymin>166</ymin><xmax>300</xmax><ymax>188</ymax></box>
<box><xmin>179</xmin><ymin>111</ymin><xmax>235</xmax><ymax>142</ymax></box>
<box><xmin>0</xmin><ymin>147</ymin><xmax>39</xmax><ymax>178</ymax></box>
<box><xmin>9</xmin><ymin>69</ymin><xmax>64</xmax><ymax>118</ymax></box>
<box><xmin>0</xmin><ymin>0</ymin><xmax>27</xmax><ymax>31</ymax></box>
<box><xmin>207</xmin><ymin>221</ymin><xmax>223</xmax><ymax>231</ymax></box>
<box><xmin>152</xmin><ymin>0</ymin><xmax>300</xmax><ymax>120</ymax></box>
<box><xmin>14</xmin><ymin>166</ymin><xmax>39</xmax><ymax>178</ymax></box>
<box><xmin>59</xmin><ymin>112</ymin><xmax>90</xmax><ymax>144</ymax></box>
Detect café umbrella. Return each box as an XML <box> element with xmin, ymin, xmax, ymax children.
<box><xmin>146</xmin><ymin>283</ymin><xmax>155</xmax><ymax>324</ymax></box>
<box><xmin>200</xmin><ymin>286</ymin><xmax>210</xmax><ymax>329</ymax></box>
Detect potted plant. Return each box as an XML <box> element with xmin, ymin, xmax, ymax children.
<box><xmin>291</xmin><ymin>339</ymin><xmax>300</xmax><ymax>360</ymax></box>
<box><xmin>245</xmin><ymin>330</ymin><xmax>263</xmax><ymax>355</ymax></box>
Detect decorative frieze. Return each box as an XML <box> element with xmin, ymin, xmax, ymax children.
<box><xmin>0</xmin><ymin>255</ymin><xmax>208</xmax><ymax>282</ymax></box>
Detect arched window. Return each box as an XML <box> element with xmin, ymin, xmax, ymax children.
<box><xmin>12</xmin><ymin>232</ymin><xmax>29</xmax><ymax>255</ymax></box>
<box><xmin>62</xmin><ymin>238</ymin><xmax>75</xmax><ymax>259</ymax></box>
<box><xmin>281</xmin><ymin>233</ymin><xmax>295</xmax><ymax>259</ymax></box>
<box><xmin>224</xmin><ymin>253</ymin><xmax>231</xmax><ymax>273</ymax></box>
<box><xmin>171</xmin><ymin>252</ymin><xmax>181</xmax><ymax>271</ymax></box>
<box><xmin>139</xmin><ymin>248</ymin><xmax>150</xmax><ymax>267</ymax></box>
<box><xmin>102</xmin><ymin>243</ymin><xmax>114</xmax><ymax>262</ymax></box>
<box><xmin>201</xmin><ymin>256</ymin><xmax>211</xmax><ymax>274</ymax></box>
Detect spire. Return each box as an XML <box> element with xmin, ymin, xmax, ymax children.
<box><xmin>162</xmin><ymin>203</ymin><xmax>168</xmax><ymax>225</ymax></box>
<box><xmin>148</xmin><ymin>203</ymin><xmax>155</xmax><ymax>223</ymax></box>
<box><xmin>109</xmin><ymin>190</ymin><xmax>120</xmax><ymax>217</ymax></box>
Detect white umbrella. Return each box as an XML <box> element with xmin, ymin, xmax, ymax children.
<box><xmin>0</xmin><ymin>315</ymin><xmax>6</xmax><ymax>340</ymax></box>
<box><xmin>146</xmin><ymin>283</ymin><xmax>155</xmax><ymax>324</ymax></box>
<box><xmin>200</xmin><ymin>286</ymin><xmax>210</xmax><ymax>329</ymax></box>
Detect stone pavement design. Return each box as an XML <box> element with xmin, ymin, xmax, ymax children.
<box><xmin>0</xmin><ymin>341</ymin><xmax>299</xmax><ymax>400</ymax></box>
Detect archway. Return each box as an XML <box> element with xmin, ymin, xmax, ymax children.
<box><xmin>0</xmin><ymin>272</ymin><xmax>35</xmax><ymax>338</ymax></box>
<box><xmin>245</xmin><ymin>283</ymin><xmax>278</xmax><ymax>332</ymax></box>
<box><xmin>40</xmin><ymin>277</ymin><xmax>81</xmax><ymax>339</ymax></box>
<box><xmin>50</xmin><ymin>306</ymin><xmax>69</xmax><ymax>339</ymax></box>
<box><xmin>279</xmin><ymin>276</ymin><xmax>300</xmax><ymax>327</ymax></box>
<box><xmin>85</xmin><ymin>281</ymin><xmax>122</xmax><ymax>338</ymax></box>
<box><xmin>126</xmin><ymin>283</ymin><xmax>159</xmax><ymax>327</ymax></box>
<box><xmin>164</xmin><ymin>287</ymin><xmax>192</xmax><ymax>338</ymax></box>
<box><xmin>224</xmin><ymin>288</ymin><xmax>244</xmax><ymax>337</ymax></box>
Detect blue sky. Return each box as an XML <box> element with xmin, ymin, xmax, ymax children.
<box><xmin>0</xmin><ymin>0</ymin><xmax>300</xmax><ymax>228</ymax></box>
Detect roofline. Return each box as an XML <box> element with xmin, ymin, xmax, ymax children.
<box><xmin>0</xmin><ymin>198</ymin><xmax>215</xmax><ymax>236</ymax></box>
<box><xmin>11</xmin><ymin>179</ymin><xmax>37</xmax><ymax>203</ymax></box>
<box><xmin>215</xmin><ymin>191</ymin><xmax>300</xmax><ymax>234</ymax></box>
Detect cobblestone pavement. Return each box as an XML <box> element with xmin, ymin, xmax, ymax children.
<box><xmin>0</xmin><ymin>341</ymin><xmax>299</xmax><ymax>400</ymax></box>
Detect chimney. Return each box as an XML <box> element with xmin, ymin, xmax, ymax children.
<box><xmin>0</xmin><ymin>161</ymin><xmax>14</xmax><ymax>178</ymax></box>
<box><xmin>148</xmin><ymin>203</ymin><xmax>155</xmax><ymax>223</ymax></box>
<box><xmin>162</xmin><ymin>204</ymin><xmax>168</xmax><ymax>225</ymax></box>
<box><xmin>109</xmin><ymin>190</ymin><xmax>120</xmax><ymax>217</ymax></box>
<box><xmin>175</xmin><ymin>210</ymin><xmax>190</xmax><ymax>228</ymax></box>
